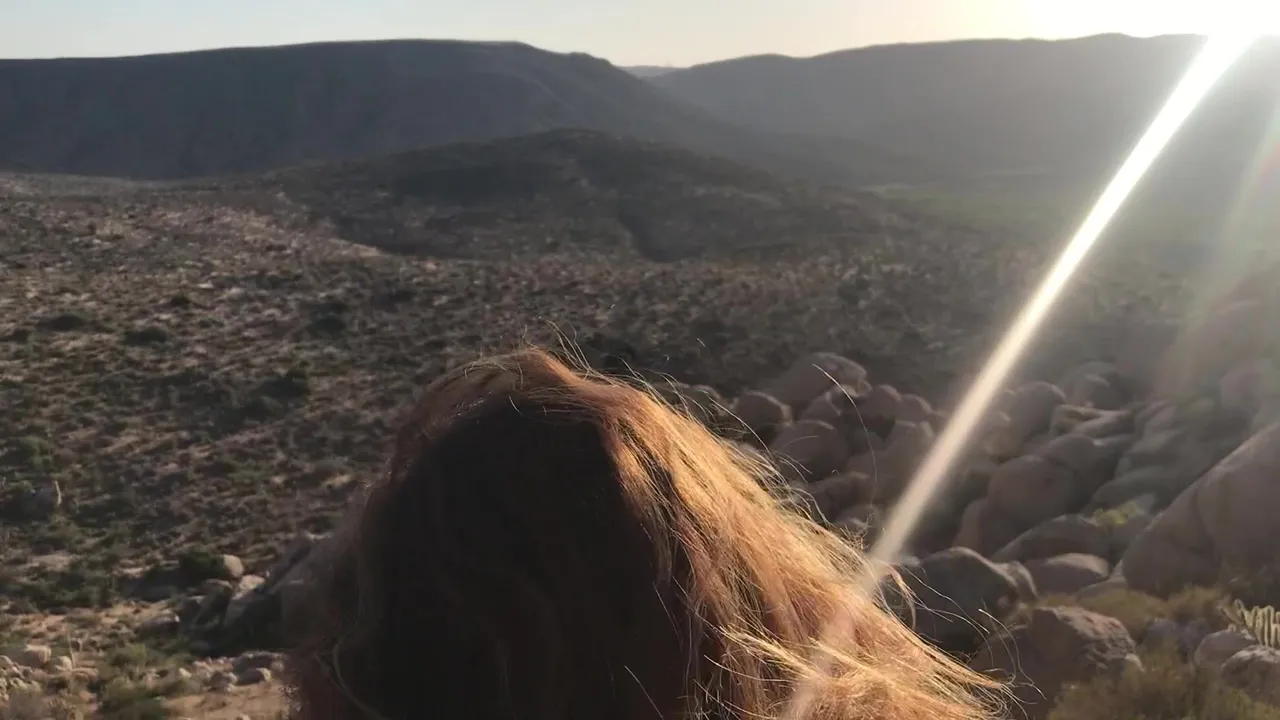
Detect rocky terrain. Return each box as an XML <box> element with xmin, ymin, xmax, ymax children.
<box><xmin>2</xmin><ymin>132</ymin><xmax>1277</xmax><ymax>718</ymax></box>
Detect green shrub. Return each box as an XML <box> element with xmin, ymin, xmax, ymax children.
<box><xmin>1021</xmin><ymin>586</ymin><xmax>1229</xmax><ymax>641</ymax></box>
<box><xmin>97</xmin><ymin>678</ymin><xmax>171</xmax><ymax>720</ymax></box>
<box><xmin>1048</xmin><ymin>646</ymin><xmax>1280</xmax><ymax>720</ymax></box>
<box><xmin>175</xmin><ymin>547</ymin><xmax>226</xmax><ymax>584</ymax></box>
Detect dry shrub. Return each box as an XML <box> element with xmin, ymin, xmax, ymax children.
<box><xmin>1017</xmin><ymin>586</ymin><xmax>1230</xmax><ymax>641</ymax></box>
<box><xmin>0</xmin><ymin>689</ymin><xmax>48</xmax><ymax>720</ymax></box>
<box><xmin>1048</xmin><ymin>646</ymin><xmax>1280</xmax><ymax>720</ymax></box>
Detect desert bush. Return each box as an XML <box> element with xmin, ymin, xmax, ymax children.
<box><xmin>36</xmin><ymin>312</ymin><xmax>90</xmax><ymax>333</ymax></box>
<box><xmin>13</xmin><ymin>437</ymin><xmax>54</xmax><ymax>471</ymax></box>
<box><xmin>1022</xmin><ymin>586</ymin><xmax>1230</xmax><ymax>641</ymax></box>
<box><xmin>175</xmin><ymin>547</ymin><xmax>226</xmax><ymax>584</ymax></box>
<box><xmin>97</xmin><ymin>677</ymin><xmax>170</xmax><ymax>720</ymax></box>
<box><xmin>0</xmin><ymin>688</ymin><xmax>48</xmax><ymax>720</ymax></box>
<box><xmin>1048</xmin><ymin>646</ymin><xmax>1280</xmax><ymax>720</ymax></box>
<box><xmin>122</xmin><ymin>326</ymin><xmax>170</xmax><ymax>346</ymax></box>
<box><xmin>256</xmin><ymin>367</ymin><xmax>310</xmax><ymax>400</ymax></box>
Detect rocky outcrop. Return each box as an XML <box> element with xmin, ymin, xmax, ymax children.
<box><xmin>971</xmin><ymin>606</ymin><xmax>1137</xmax><ymax>719</ymax></box>
<box><xmin>1123</xmin><ymin>421</ymin><xmax>1280</xmax><ymax>597</ymax></box>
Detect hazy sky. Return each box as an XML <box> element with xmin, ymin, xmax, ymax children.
<box><xmin>0</xmin><ymin>0</ymin><xmax>1270</xmax><ymax>66</ymax></box>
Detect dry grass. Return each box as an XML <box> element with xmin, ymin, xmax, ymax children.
<box><xmin>1048</xmin><ymin>646</ymin><xmax>1280</xmax><ymax>720</ymax></box>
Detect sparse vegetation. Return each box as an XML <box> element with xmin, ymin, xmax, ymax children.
<box><xmin>1048</xmin><ymin>646</ymin><xmax>1280</xmax><ymax>720</ymax></box>
<box><xmin>2</xmin><ymin>80</ymin><xmax>1278</xmax><ymax>719</ymax></box>
<box><xmin>1015</xmin><ymin>586</ymin><xmax>1231</xmax><ymax>641</ymax></box>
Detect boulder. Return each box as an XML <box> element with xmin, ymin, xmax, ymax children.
<box><xmin>767</xmin><ymin>419</ymin><xmax>851</xmax><ymax>484</ymax></box>
<box><xmin>1023</xmin><ymin>553</ymin><xmax>1111</xmax><ymax>596</ymax></box>
<box><xmin>868</xmin><ymin>421</ymin><xmax>935</xmax><ymax>503</ymax></box>
<box><xmin>897</xmin><ymin>393</ymin><xmax>934</xmax><ymax>424</ymax></box>
<box><xmin>885</xmin><ymin>547</ymin><xmax>1021</xmax><ymax>654</ymax></box>
<box><xmin>799</xmin><ymin>384</ymin><xmax>865</xmax><ymax>425</ymax></box>
<box><xmin>1123</xmin><ymin>422</ymin><xmax>1280</xmax><ymax>597</ymax></box>
<box><xmin>1050</xmin><ymin>406</ymin><xmax>1133</xmax><ymax>438</ymax></box>
<box><xmin>801</xmin><ymin>471</ymin><xmax>871</xmax><ymax>522</ymax></box>
<box><xmin>1035</xmin><ymin>432</ymin><xmax>1131</xmax><ymax>496</ymax></box>
<box><xmin>987</xmin><ymin>454</ymin><xmax>1081</xmax><ymax>529</ymax></box>
<box><xmin>991</xmin><ymin>515</ymin><xmax>1112</xmax><ymax>564</ymax></box>
<box><xmin>982</xmin><ymin>382</ymin><xmax>1067</xmax><ymax>458</ymax></box>
<box><xmin>1193</xmin><ymin>629</ymin><xmax>1257</xmax><ymax>676</ymax></box>
<box><xmin>730</xmin><ymin>391</ymin><xmax>792</xmax><ymax>445</ymax></box>
<box><xmin>1089</xmin><ymin>466</ymin><xmax>1183</xmax><ymax>511</ymax></box>
<box><xmin>763</xmin><ymin>352</ymin><xmax>867</xmax><ymax>412</ymax></box>
<box><xmin>1222</xmin><ymin>645</ymin><xmax>1280</xmax><ymax>707</ymax></box>
<box><xmin>970</xmin><ymin>606</ymin><xmax>1136</xmax><ymax>720</ymax></box>
<box><xmin>953</xmin><ymin>498</ymin><xmax>1023</xmax><ymax>557</ymax></box>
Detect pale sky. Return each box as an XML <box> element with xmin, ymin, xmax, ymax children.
<box><xmin>0</xmin><ymin>0</ymin><xmax>1271</xmax><ymax>66</ymax></box>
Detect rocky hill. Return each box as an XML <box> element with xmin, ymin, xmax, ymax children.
<box><xmin>0</xmin><ymin>39</ymin><xmax>915</xmax><ymax>186</ymax></box>
<box><xmin>2</xmin><ymin>133</ymin><xmax>1277</xmax><ymax>718</ymax></box>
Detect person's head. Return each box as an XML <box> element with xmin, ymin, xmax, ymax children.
<box><xmin>287</xmin><ymin>348</ymin><xmax>997</xmax><ymax>720</ymax></box>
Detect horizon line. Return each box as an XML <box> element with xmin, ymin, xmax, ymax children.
<box><xmin>0</xmin><ymin>30</ymin><xmax>1215</xmax><ymax>69</ymax></box>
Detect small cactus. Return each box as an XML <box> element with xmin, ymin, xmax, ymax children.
<box><xmin>1221</xmin><ymin>598</ymin><xmax>1280</xmax><ymax>648</ymax></box>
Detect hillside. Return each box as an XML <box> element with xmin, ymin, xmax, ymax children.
<box><xmin>0</xmin><ymin>39</ymin><xmax>916</xmax><ymax>185</ymax></box>
<box><xmin>4</xmin><ymin>126</ymin><xmax>1280</xmax><ymax>719</ymax></box>
<box><xmin>0</xmin><ymin>132</ymin><xmax>1211</xmax><ymax>591</ymax></box>
<box><xmin>237</xmin><ymin>130</ymin><xmax>890</xmax><ymax>262</ymax></box>
<box><xmin>650</xmin><ymin>35</ymin><xmax>1280</xmax><ymax>197</ymax></box>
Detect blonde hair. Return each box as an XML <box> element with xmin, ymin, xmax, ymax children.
<box><xmin>287</xmin><ymin>347</ymin><xmax>1000</xmax><ymax>720</ymax></box>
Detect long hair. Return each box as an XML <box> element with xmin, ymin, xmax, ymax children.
<box><xmin>286</xmin><ymin>348</ymin><xmax>999</xmax><ymax>720</ymax></box>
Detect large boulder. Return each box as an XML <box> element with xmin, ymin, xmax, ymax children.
<box><xmin>885</xmin><ymin>547</ymin><xmax>1021</xmax><ymax>654</ymax></box>
<box><xmin>656</xmin><ymin>382</ymin><xmax>730</xmax><ymax>429</ymax></box>
<box><xmin>1221</xmin><ymin>645</ymin><xmax>1280</xmax><ymax>707</ymax></box>
<box><xmin>868</xmin><ymin>421</ymin><xmax>935</xmax><ymax>504</ymax></box>
<box><xmin>1035</xmin><ymin>432</ymin><xmax>1131</xmax><ymax>496</ymax></box>
<box><xmin>982</xmin><ymin>382</ymin><xmax>1067</xmax><ymax>458</ymax></box>
<box><xmin>953</xmin><ymin>498</ymin><xmax>1024</xmax><ymax>557</ymax></box>
<box><xmin>730</xmin><ymin>391</ymin><xmax>792</xmax><ymax>445</ymax></box>
<box><xmin>763</xmin><ymin>352</ymin><xmax>867</xmax><ymax>412</ymax></box>
<box><xmin>799</xmin><ymin>471</ymin><xmax>871</xmax><ymax>523</ymax></box>
<box><xmin>1050</xmin><ymin>406</ymin><xmax>1134</xmax><ymax>439</ymax></box>
<box><xmin>970</xmin><ymin>606</ymin><xmax>1136</xmax><ymax>719</ymax></box>
<box><xmin>1068</xmin><ymin>373</ymin><xmax>1125</xmax><ymax>410</ymax></box>
<box><xmin>986</xmin><ymin>454</ymin><xmax>1080</xmax><ymax>529</ymax></box>
<box><xmin>1023</xmin><ymin>553</ymin><xmax>1111</xmax><ymax>596</ymax></box>
<box><xmin>1123</xmin><ymin>421</ymin><xmax>1280</xmax><ymax>597</ymax></box>
<box><xmin>800</xmin><ymin>384</ymin><xmax>866</xmax><ymax>425</ymax></box>
<box><xmin>1089</xmin><ymin>465</ymin><xmax>1184</xmax><ymax>511</ymax></box>
<box><xmin>991</xmin><ymin>515</ymin><xmax>1113</xmax><ymax>564</ymax></box>
<box><xmin>767</xmin><ymin>419</ymin><xmax>851</xmax><ymax>484</ymax></box>
<box><xmin>1193</xmin><ymin>629</ymin><xmax>1257</xmax><ymax>676</ymax></box>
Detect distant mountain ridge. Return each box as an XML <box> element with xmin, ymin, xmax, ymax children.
<box><xmin>623</xmin><ymin>65</ymin><xmax>682</xmax><ymax>78</ymax></box>
<box><xmin>0</xmin><ymin>39</ymin><xmax>917</xmax><ymax>185</ymax></box>
<box><xmin>649</xmin><ymin>34</ymin><xmax>1280</xmax><ymax>184</ymax></box>
<box><xmin>4</xmin><ymin>34</ymin><xmax>1276</xmax><ymax>202</ymax></box>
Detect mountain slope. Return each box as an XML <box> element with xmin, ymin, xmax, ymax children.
<box><xmin>650</xmin><ymin>34</ymin><xmax>1280</xmax><ymax>184</ymax></box>
<box><xmin>222</xmin><ymin>129</ymin><xmax>888</xmax><ymax>262</ymax></box>
<box><xmin>0</xmin><ymin>39</ymin><xmax>916</xmax><ymax>185</ymax></box>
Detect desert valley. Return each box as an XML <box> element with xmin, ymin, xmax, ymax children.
<box><xmin>3</xmin><ymin>31</ymin><xmax>1280</xmax><ymax>719</ymax></box>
